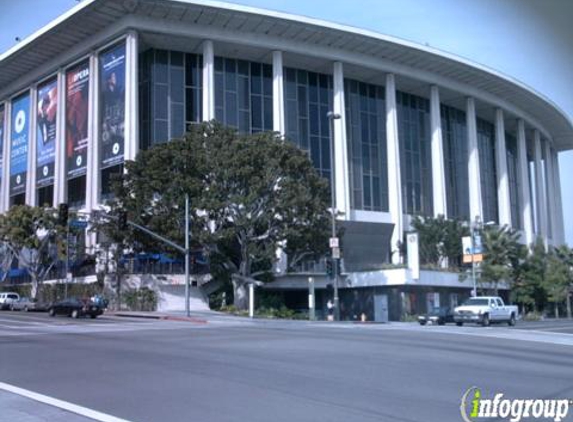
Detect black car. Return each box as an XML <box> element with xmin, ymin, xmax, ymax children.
<box><xmin>418</xmin><ymin>307</ymin><xmax>454</xmax><ymax>325</ymax></box>
<box><xmin>48</xmin><ymin>298</ymin><xmax>104</xmax><ymax>319</ymax></box>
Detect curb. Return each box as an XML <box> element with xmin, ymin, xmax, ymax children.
<box><xmin>112</xmin><ymin>313</ymin><xmax>208</xmax><ymax>324</ymax></box>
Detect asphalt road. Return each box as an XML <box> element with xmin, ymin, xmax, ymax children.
<box><xmin>0</xmin><ymin>312</ymin><xmax>572</xmax><ymax>422</ymax></box>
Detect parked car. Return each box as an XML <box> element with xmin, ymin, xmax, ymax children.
<box><xmin>454</xmin><ymin>296</ymin><xmax>518</xmax><ymax>327</ymax></box>
<box><xmin>418</xmin><ymin>306</ymin><xmax>455</xmax><ymax>325</ymax></box>
<box><xmin>48</xmin><ymin>298</ymin><xmax>104</xmax><ymax>319</ymax></box>
<box><xmin>9</xmin><ymin>297</ymin><xmax>50</xmax><ymax>312</ymax></box>
<box><xmin>0</xmin><ymin>292</ymin><xmax>20</xmax><ymax>310</ymax></box>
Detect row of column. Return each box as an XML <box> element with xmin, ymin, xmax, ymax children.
<box><xmin>197</xmin><ymin>43</ymin><xmax>562</xmax><ymax>258</ymax></box>
<box><xmin>1</xmin><ymin>36</ymin><xmax>563</xmax><ymax>256</ymax></box>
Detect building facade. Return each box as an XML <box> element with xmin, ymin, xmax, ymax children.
<box><xmin>0</xmin><ymin>0</ymin><xmax>571</xmax><ymax>317</ymax></box>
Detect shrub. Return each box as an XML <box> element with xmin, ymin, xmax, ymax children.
<box><xmin>124</xmin><ymin>287</ymin><xmax>157</xmax><ymax>311</ymax></box>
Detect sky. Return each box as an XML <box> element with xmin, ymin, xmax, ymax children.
<box><xmin>0</xmin><ymin>0</ymin><xmax>571</xmax><ymax>244</ymax></box>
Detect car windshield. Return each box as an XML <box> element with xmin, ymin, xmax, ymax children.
<box><xmin>462</xmin><ymin>298</ymin><xmax>489</xmax><ymax>306</ymax></box>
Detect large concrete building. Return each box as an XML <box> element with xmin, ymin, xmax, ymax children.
<box><xmin>0</xmin><ymin>0</ymin><xmax>571</xmax><ymax>319</ymax></box>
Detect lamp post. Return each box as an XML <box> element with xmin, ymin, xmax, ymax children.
<box><xmin>327</xmin><ymin>111</ymin><xmax>341</xmax><ymax>321</ymax></box>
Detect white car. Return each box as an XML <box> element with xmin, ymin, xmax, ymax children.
<box><xmin>454</xmin><ymin>296</ymin><xmax>518</xmax><ymax>327</ymax></box>
<box><xmin>0</xmin><ymin>292</ymin><xmax>20</xmax><ymax>310</ymax></box>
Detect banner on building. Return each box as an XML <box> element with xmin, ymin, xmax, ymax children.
<box><xmin>99</xmin><ymin>43</ymin><xmax>125</xmax><ymax>170</ymax></box>
<box><xmin>10</xmin><ymin>93</ymin><xmax>30</xmax><ymax>196</ymax></box>
<box><xmin>406</xmin><ymin>232</ymin><xmax>420</xmax><ymax>280</ymax></box>
<box><xmin>0</xmin><ymin>105</ymin><xmax>4</xmax><ymax>186</ymax></box>
<box><xmin>36</xmin><ymin>78</ymin><xmax>57</xmax><ymax>186</ymax></box>
<box><xmin>66</xmin><ymin>61</ymin><xmax>90</xmax><ymax>178</ymax></box>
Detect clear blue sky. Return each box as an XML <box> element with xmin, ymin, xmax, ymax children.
<box><xmin>1</xmin><ymin>0</ymin><xmax>572</xmax><ymax>244</ymax></box>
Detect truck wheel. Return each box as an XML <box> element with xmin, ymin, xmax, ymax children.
<box><xmin>508</xmin><ymin>314</ymin><xmax>516</xmax><ymax>326</ymax></box>
<box><xmin>456</xmin><ymin>322</ymin><xmax>463</xmax><ymax>327</ymax></box>
<box><xmin>481</xmin><ymin>314</ymin><xmax>490</xmax><ymax>327</ymax></box>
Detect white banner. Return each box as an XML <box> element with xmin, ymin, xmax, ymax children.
<box><xmin>407</xmin><ymin>232</ymin><xmax>420</xmax><ymax>280</ymax></box>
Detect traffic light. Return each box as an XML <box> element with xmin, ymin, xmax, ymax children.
<box><xmin>58</xmin><ymin>203</ymin><xmax>69</xmax><ymax>226</ymax></box>
<box><xmin>326</xmin><ymin>258</ymin><xmax>334</xmax><ymax>278</ymax></box>
<box><xmin>118</xmin><ymin>211</ymin><xmax>128</xmax><ymax>231</ymax></box>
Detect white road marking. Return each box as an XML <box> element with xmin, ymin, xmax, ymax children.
<box><xmin>0</xmin><ymin>381</ymin><xmax>133</xmax><ymax>422</ymax></box>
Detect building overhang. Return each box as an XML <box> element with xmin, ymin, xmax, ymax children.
<box><xmin>1</xmin><ymin>0</ymin><xmax>572</xmax><ymax>150</ymax></box>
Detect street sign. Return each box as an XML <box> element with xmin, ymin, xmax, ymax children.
<box><xmin>69</xmin><ymin>220</ymin><xmax>88</xmax><ymax>229</ymax></box>
<box><xmin>332</xmin><ymin>247</ymin><xmax>340</xmax><ymax>259</ymax></box>
<box><xmin>329</xmin><ymin>237</ymin><xmax>339</xmax><ymax>248</ymax></box>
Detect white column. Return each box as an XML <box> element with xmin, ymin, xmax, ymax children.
<box><xmin>332</xmin><ymin>62</ymin><xmax>350</xmax><ymax>221</ymax></box>
<box><xmin>124</xmin><ymin>31</ymin><xmax>139</xmax><ymax>162</ymax></box>
<box><xmin>516</xmin><ymin>120</ymin><xmax>533</xmax><ymax>246</ymax></box>
<box><xmin>0</xmin><ymin>101</ymin><xmax>9</xmax><ymax>212</ymax></box>
<box><xmin>86</xmin><ymin>53</ymin><xmax>99</xmax><ymax>212</ymax></box>
<box><xmin>494</xmin><ymin>109</ymin><xmax>511</xmax><ymax>227</ymax></box>
<box><xmin>544</xmin><ymin>142</ymin><xmax>556</xmax><ymax>243</ymax></box>
<box><xmin>466</xmin><ymin>97</ymin><xmax>482</xmax><ymax>222</ymax></box>
<box><xmin>533</xmin><ymin>130</ymin><xmax>547</xmax><ymax>243</ymax></box>
<box><xmin>385</xmin><ymin>74</ymin><xmax>403</xmax><ymax>264</ymax></box>
<box><xmin>272</xmin><ymin>51</ymin><xmax>285</xmax><ymax>136</ymax></box>
<box><xmin>53</xmin><ymin>69</ymin><xmax>67</xmax><ymax>207</ymax></box>
<box><xmin>429</xmin><ymin>85</ymin><xmax>447</xmax><ymax>218</ymax></box>
<box><xmin>553</xmin><ymin>151</ymin><xmax>565</xmax><ymax>245</ymax></box>
<box><xmin>26</xmin><ymin>86</ymin><xmax>38</xmax><ymax>206</ymax></box>
<box><xmin>202</xmin><ymin>40</ymin><xmax>215</xmax><ymax>122</ymax></box>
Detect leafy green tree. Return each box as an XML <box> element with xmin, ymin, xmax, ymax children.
<box><xmin>480</xmin><ymin>225</ymin><xmax>521</xmax><ymax>295</ymax></box>
<box><xmin>550</xmin><ymin>245</ymin><xmax>573</xmax><ymax>318</ymax></box>
<box><xmin>544</xmin><ymin>251</ymin><xmax>570</xmax><ymax>319</ymax></box>
<box><xmin>411</xmin><ymin>215</ymin><xmax>468</xmax><ymax>270</ymax></box>
<box><xmin>517</xmin><ymin>238</ymin><xmax>548</xmax><ymax>313</ymax></box>
<box><xmin>109</xmin><ymin>123</ymin><xmax>331</xmax><ymax>309</ymax></box>
<box><xmin>0</xmin><ymin>205</ymin><xmax>59</xmax><ymax>299</ymax></box>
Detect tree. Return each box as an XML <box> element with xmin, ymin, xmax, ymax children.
<box><xmin>480</xmin><ymin>225</ymin><xmax>521</xmax><ymax>295</ymax></box>
<box><xmin>544</xmin><ymin>251</ymin><xmax>570</xmax><ymax>319</ymax></box>
<box><xmin>516</xmin><ymin>238</ymin><xmax>548</xmax><ymax>313</ymax></box>
<box><xmin>411</xmin><ymin>215</ymin><xmax>469</xmax><ymax>269</ymax></box>
<box><xmin>110</xmin><ymin>123</ymin><xmax>331</xmax><ymax>310</ymax></box>
<box><xmin>550</xmin><ymin>245</ymin><xmax>573</xmax><ymax>319</ymax></box>
<box><xmin>0</xmin><ymin>205</ymin><xmax>59</xmax><ymax>299</ymax></box>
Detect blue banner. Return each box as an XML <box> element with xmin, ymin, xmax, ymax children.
<box><xmin>0</xmin><ymin>105</ymin><xmax>4</xmax><ymax>186</ymax></box>
<box><xmin>100</xmin><ymin>43</ymin><xmax>126</xmax><ymax>170</ymax></box>
<box><xmin>10</xmin><ymin>94</ymin><xmax>30</xmax><ymax>196</ymax></box>
<box><xmin>36</xmin><ymin>79</ymin><xmax>57</xmax><ymax>187</ymax></box>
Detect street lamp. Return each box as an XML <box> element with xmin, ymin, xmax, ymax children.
<box><xmin>327</xmin><ymin>111</ymin><xmax>341</xmax><ymax>321</ymax></box>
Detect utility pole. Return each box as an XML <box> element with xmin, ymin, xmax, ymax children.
<box><xmin>327</xmin><ymin>111</ymin><xmax>341</xmax><ymax>321</ymax></box>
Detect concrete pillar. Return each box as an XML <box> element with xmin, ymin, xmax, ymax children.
<box><xmin>544</xmin><ymin>142</ymin><xmax>556</xmax><ymax>243</ymax></box>
<box><xmin>516</xmin><ymin>120</ymin><xmax>533</xmax><ymax>246</ymax></box>
<box><xmin>466</xmin><ymin>97</ymin><xmax>482</xmax><ymax>222</ymax></box>
<box><xmin>385</xmin><ymin>74</ymin><xmax>403</xmax><ymax>264</ymax></box>
<box><xmin>332</xmin><ymin>62</ymin><xmax>350</xmax><ymax>220</ymax></box>
<box><xmin>124</xmin><ymin>31</ymin><xmax>139</xmax><ymax>162</ymax></box>
<box><xmin>494</xmin><ymin>109</ymin><xmax>511</xmax><ymax>227</ymax></box>
<box><xmin>430</xmin><ymin>86</ymin><xmax>447</xmax><ymax>218</ymax></box>
<box><xmin>533</xmin><ymin>130</ymin><xmax>547</xmax><ymax>244</ymax></box>
<box><xmin>202</xmin><ymin>40</ymin><xmax>215</xmax><ymax>122</ymax></box>
<box><xmin>53</xmin><ymin>69</ymin><xmax>66</xmax><ymax>207</ymax></box>
<box><xmin>552</xmin><ymin>151</ymin><xmax>565</xmax><ymax>245</ymax></box>
<box><xmin>26</xmin><ymin>86</ymin><xmax>38</xmax><ymax>206</ymax></box>
<box><xmin>86</xmin><ymin>53</ymin><xmax>99</xmax><ymax>212</ymax></box>
<box><xmin>272</xmin><ymin>51</ymin><xmax>285</xmax><ymax>136</ymax></box>
<box><xmin>0</xmin><ymin>101</ymin><xmax>9</xmax><ymax>212</ymax></box>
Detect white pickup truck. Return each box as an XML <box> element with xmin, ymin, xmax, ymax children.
<box><xmin>453</xmin><ymin>296</ymin><xmax>518</xmax><ymax>327</ymax></box>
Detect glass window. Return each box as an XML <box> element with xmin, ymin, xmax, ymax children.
<box><xmin>214</xmin><ymin>58</ymin><xmax>273</xmax><ymax>134</ymax></box>
<box><xmin>397</xmin><ymin>92</ymin><xmax>432</xmax><ymax>216</ymax></box>
<box><xmin>441</xmin><ymin>105</ymin><xmax>469</xmax><ymax>220</ymax></box>
<box><xmin>284</xmin><ymin>68</ymin><xmax>333</xmax><ymax>187</ymax></box>
<box><xmin>506</xmin><ymin>134</ymin><xmax>521</xmax><ymax>229</ymax></box>
<box><xmin>477</xmin><ymin>118</ymin><xmax>498</xmax><ymax>224</ymax></box>
<box><xmin>139</xmin><ymin>49</ymin><xmax>203</xmax><ymax>149</ymax></box>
